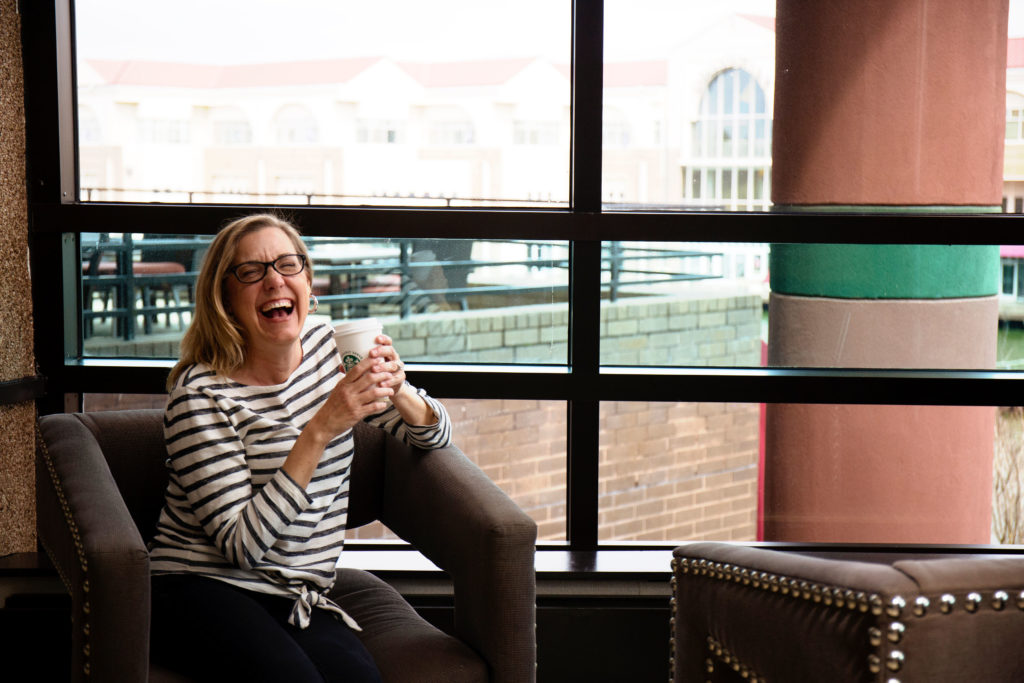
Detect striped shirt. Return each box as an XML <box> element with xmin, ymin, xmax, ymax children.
<box><xmin>149</xmin><ymin>321</ymin><xmax>451</xmax><ymax>628</ymax></box>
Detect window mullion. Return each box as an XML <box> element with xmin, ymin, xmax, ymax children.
<box><xmin>567</xmin><ymin>0</ymin><xmax>604</xmax><ymax>550</ymax></box>
<box><xmin>571</xmin><ymin>0</ymin><xmax>603</xmax><ymax>212</ymax></box>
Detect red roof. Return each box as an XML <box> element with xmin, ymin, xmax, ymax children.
<box><xmin>86</xmin><ymin>56</ymin><xmax>673</xmax><ymax>89</ymax></box>
<box><xmin>397</xmin><ymin>58</ymin><xmax>535</xmax><ymax>87</ymax></box>
<box><xmin>88</xmin><ymin>60</ymin><xmax>223</xmax><ymax>88</ymax></box>
<box><xmin>87</xmin><ymin>57</ymin><xmax>383</xmax><ymax>88</ymax></box>
<box><xmin>604</xmin><ymin>61</ymin><xmax>668</xmax><ymax>87</ymax></box>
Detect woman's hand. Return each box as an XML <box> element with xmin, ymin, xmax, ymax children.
<box><xmin>368</xmin><ymin>334</ymin><xmax>437</xmax><ymax>426</ymax></box>
<box><xmin>284</xmin><ymin>357</ymin><xmax>392</xmax><ymax>488</ymax></box>
<box><xmin>320</xmin><ymin>354</ymin><xmax>396</xmax><ymax>434</ymax></box>
<box><xmin>367</xmin><ymin>334</ymin><xmax>406</xmax><ymax>397</ymax></box>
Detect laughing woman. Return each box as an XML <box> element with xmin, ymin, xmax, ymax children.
<box><xmin>148</xmin><ymin>214</ymin><xmax>451</xmax><ymax>682</ymax></box>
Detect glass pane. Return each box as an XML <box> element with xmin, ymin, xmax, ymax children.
<box><xmin>605</xmin><ymin>1</ymin><xmax>1024</xmax><ymax>213</ymax></box>
<box><xmin>602</xmin><ymin>401</ymin><xmax>1022</xmax><ymax>545</ymax></box>
<box><xmin>599</xmin><ymin>401</ymin><xmax>760</xmax><ymax>542</ymax></box>
<box><xmin>84</xmin><ymin>395</ymin><xmax>568</xmax><ymax>542</ymax></box>
<box><xmin>737</xmin><ymin>168</ymin><xmax>749</xmax><ymax>200</ymax></box>
<box><xmin>601</xmin><ymin>241</ymin><xmax>1024</xmax><ymax>371</ymax></box>
<box><xmin>81</xmin><ymin>233</ymin><xmax>569</xmax><ymax>364</ymax></box>
<box><xmin>603</xmin><ymin>3</ymin><xmax>774</xmax><ymax>211</ymax></box>
<box><xmin>354</xmin><ymin>399</ymin><xmax>567</xmax><ymax>541</ymax></box>
<box><xmin>74</xmin><ymin>0</ymin><xmax>570</xmax><ymax>207</ymax></box>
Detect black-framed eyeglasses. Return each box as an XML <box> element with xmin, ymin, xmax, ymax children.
<box><xmin>227</xmin><ymin>254</ymin><xmax>307</xmax><ymax>283</ymax></box>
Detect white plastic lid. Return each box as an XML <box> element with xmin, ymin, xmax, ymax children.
<box><xmin>333</xmin><ymin>317</ymin><xmax>382</xmax><ymax>335</ymax></box>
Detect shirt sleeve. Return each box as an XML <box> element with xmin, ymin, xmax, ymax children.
<box><xmin>364</xmin><ymin>382</ymin><xmax>452</xmax><ymax>450</ymax></box>
<box><xmin>164</xmin><ymin>383</ymin><xmax>314</xmax><ymax>570</ymax></box>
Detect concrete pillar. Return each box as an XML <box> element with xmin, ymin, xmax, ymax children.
<box><xmin>0</xmin><ymin>0</ymin><xmax>38</xmax><ymax>555</ymax></box>
<box><xmin>764</xmin><ymin>0</ymin><xmax>1007</xmax><ymax>543</ymax></box>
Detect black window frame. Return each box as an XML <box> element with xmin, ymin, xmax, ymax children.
<box><xmin>23</xmin><ymin>0</ymin><xmax>1024</xmax><ymax>553</ymax></box>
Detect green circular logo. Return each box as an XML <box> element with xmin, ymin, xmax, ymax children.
<box><xmin>341</xmin><ymin>353</ymin><xmax>361</xmax><ymax>372</ymax></box>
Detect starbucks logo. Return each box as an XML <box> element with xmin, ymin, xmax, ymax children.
<box><xmin>341</xmin><ymin>353</ymin><xmax>362</xmax><ymax>372</ymax></box>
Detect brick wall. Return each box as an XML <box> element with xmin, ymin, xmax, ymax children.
<box><xmin>598</xmin><ymin>401</ymin><xmax>760</xmax><ymax>542</ymax></box>
<box><xmin>350</xmin><ymin>397</ymin><xmax>760</xmax><ymax>543</ymax></box>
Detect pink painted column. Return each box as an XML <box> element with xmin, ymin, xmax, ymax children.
<box><xmin>764</xmin><ymin>0</ymin><xmax>1007</xmax><ymax>543</ymax></box>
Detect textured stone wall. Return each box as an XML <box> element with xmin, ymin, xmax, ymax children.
<box><xmin>0</xmin><ymin>0</ymin><xmax>37</xmax><ymax>555</ymax></box>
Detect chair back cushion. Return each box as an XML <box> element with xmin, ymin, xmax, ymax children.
<box><xmin>346</xmin><ymin>421</ymin><xmax>386</xmax><ymax>528</ymax></box>
<box><xmin>69</xmin><ymin>409</ymin><xmax>389</xmax><ymax>539</ymax></box>
<box><xmin>75</xmin><ymin>409</ymin><xmax>169</xmax><ymax>543</ymax></box>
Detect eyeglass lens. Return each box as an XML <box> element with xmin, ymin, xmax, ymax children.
<box><xmin>233</xmin><ymin>254</ymin><xmax>305</xmax><ymax>282</ymax></box>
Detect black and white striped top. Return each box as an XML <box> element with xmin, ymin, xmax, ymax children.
<box><xmin>149</xmin><ymin>321</ymin><xmax>451</xmax><ymax>628</ymax></box>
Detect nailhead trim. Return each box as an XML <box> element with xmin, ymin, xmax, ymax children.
<box><xmin>669</xmin><ymin>557</ymin><xmax>677</xmax><ymax>683</ymax></box>
<box><xmin>36</xmin><ymin>420</ymin><xmax>92</xmax><ymax>677</ymax></box>
<box><xmin>675</xmin><ymin>554</ymin><xmax>1024</xmax><ymax>683</ymax></box>
<box><xmin>705</xmin><ymin>636</ymin><xmax>765</xmax><ymax>682</ymax></box>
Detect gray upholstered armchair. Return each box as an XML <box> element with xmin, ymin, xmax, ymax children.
<box><xmin>672</xmin><ymin>542</ymin><xmax>1024</xmax><ymax>682</ymax></box>
<box><xmin>36</xmin><ymin>409</ymin><xmax>537</xmax><ymax>683</ymax></box>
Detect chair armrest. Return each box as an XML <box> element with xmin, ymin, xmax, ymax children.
<box><xmin>36</xmin><ymin>415</ymin><xmax>151</xmax><ymax>683</ymax></box>
<box><xmin>672</xmin><ymin>542</ymin><xmax>1024</xmax><ymax>683</ymax></box>
<box><xmin>380</xmin><ymin>440</ymin><xmax>537</xmax><ymax>683</ymax></box>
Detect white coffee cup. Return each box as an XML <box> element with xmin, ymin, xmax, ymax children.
<box><xmin>333</xmin><ymin>318</ymin><xmax>383</xmax><ymax>372</ymax></box>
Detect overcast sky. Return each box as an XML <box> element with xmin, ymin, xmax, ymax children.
<box><xmin>73</xmin><ymin>0</ymin><xmax>775</xmax><ymax>64</ymax></box>
<box><xmin>74</xmin><ymin>1</ymin><xmax>1024</xmax><ymax>65</ymax></box>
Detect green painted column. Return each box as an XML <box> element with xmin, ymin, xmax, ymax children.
<box><xmin>764</xmin><ymin>1</ymin><xmax>1007</xmax><ymax>543</ymax></box>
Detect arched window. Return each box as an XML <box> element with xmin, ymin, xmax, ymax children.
<box><xmin>685</xmin><ymin>68</ymin><xmax>771</xmax><ymax>211</ymax></box>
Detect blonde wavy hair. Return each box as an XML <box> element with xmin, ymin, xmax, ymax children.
<box><xmin>167</xmin><ymin>213</ymin><xmax>313</xmax><ymax>389</ymax></box>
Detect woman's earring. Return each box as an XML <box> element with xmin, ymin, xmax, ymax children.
<box><xmin>310</xmin><ymin>294</ymin><xmax>319</xmax><ymax>314</ymax></box>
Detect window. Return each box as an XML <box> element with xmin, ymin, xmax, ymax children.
<box><xmin>429</xmin><ymin>120</ymin><xmax>476</xmax><ymax>146</ymax></box>
<box><xmin>71</xmin><ymin>2</ymin><xmax>570</xmax><ymax>207</ymax></box>
<box><xmin>513</xmin><ymin>121</ymin><xmax>560</xmax><ymax>146</ymax></box>
<box><xmin>24</xmin><ymin>0</ymin><xmax>1024</xmax><ymax>552</ymax></box>
<box><xmin>212</xmin><ymin>107</ymin><xmax>253</xmax><ymax>146</ymax></box>
<box><xmin>684</xmin><ymin>69</ymin><xmax>771</xmax><ymax>211</ymax></box>
<box><xmin>1001</xmin><ymin>249</ymin><xmax>1024</xmax><ymax>303</ymax></box>
<box><xmin>78</xmin><ymin>105</ymin><xmax>102</xmax><ymax>143</ymax></box>
<box><xmin>602</xmin><ymin>107</ymin><xmax>631</xmax><ymax>147</ymax></box>
<box><xmin>1008</xmin><ymin>107</ymin><xmax>1023</xmax><ymax>139</ymax></box>
<box><xmin>80</xmin><ymin>236</ymin><xmax>570</xmax><ymax>364</ymax></box>
<box><xmin>356</xmin><ymin>119</ymin><xmax>406</xmax><ymax>145</ymax></box>
<box><xmin>1008</xmin><ymin>94</ymin><xmax>1024</xmax><ymax>139</ymax></box>
<box><xmin>273</xmin><ymin>104</ymin><xmax>319</xmax><ymax>145</ymax></box>
<box><xmin>138</xmin><ymin>119</ymin><xmax>190</xmax><ymax>144</ymax></box>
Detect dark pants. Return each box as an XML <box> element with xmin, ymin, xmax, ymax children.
<box><xmin>151</xmin><ymin>574</ymin><xmax>382</xmax><ymax>683</ymax></box>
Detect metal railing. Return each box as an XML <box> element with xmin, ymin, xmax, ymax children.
<box><xmin>81</xmin><ymin>235</ymin><xmax>723</xmax><ymax>339</ymax></box>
